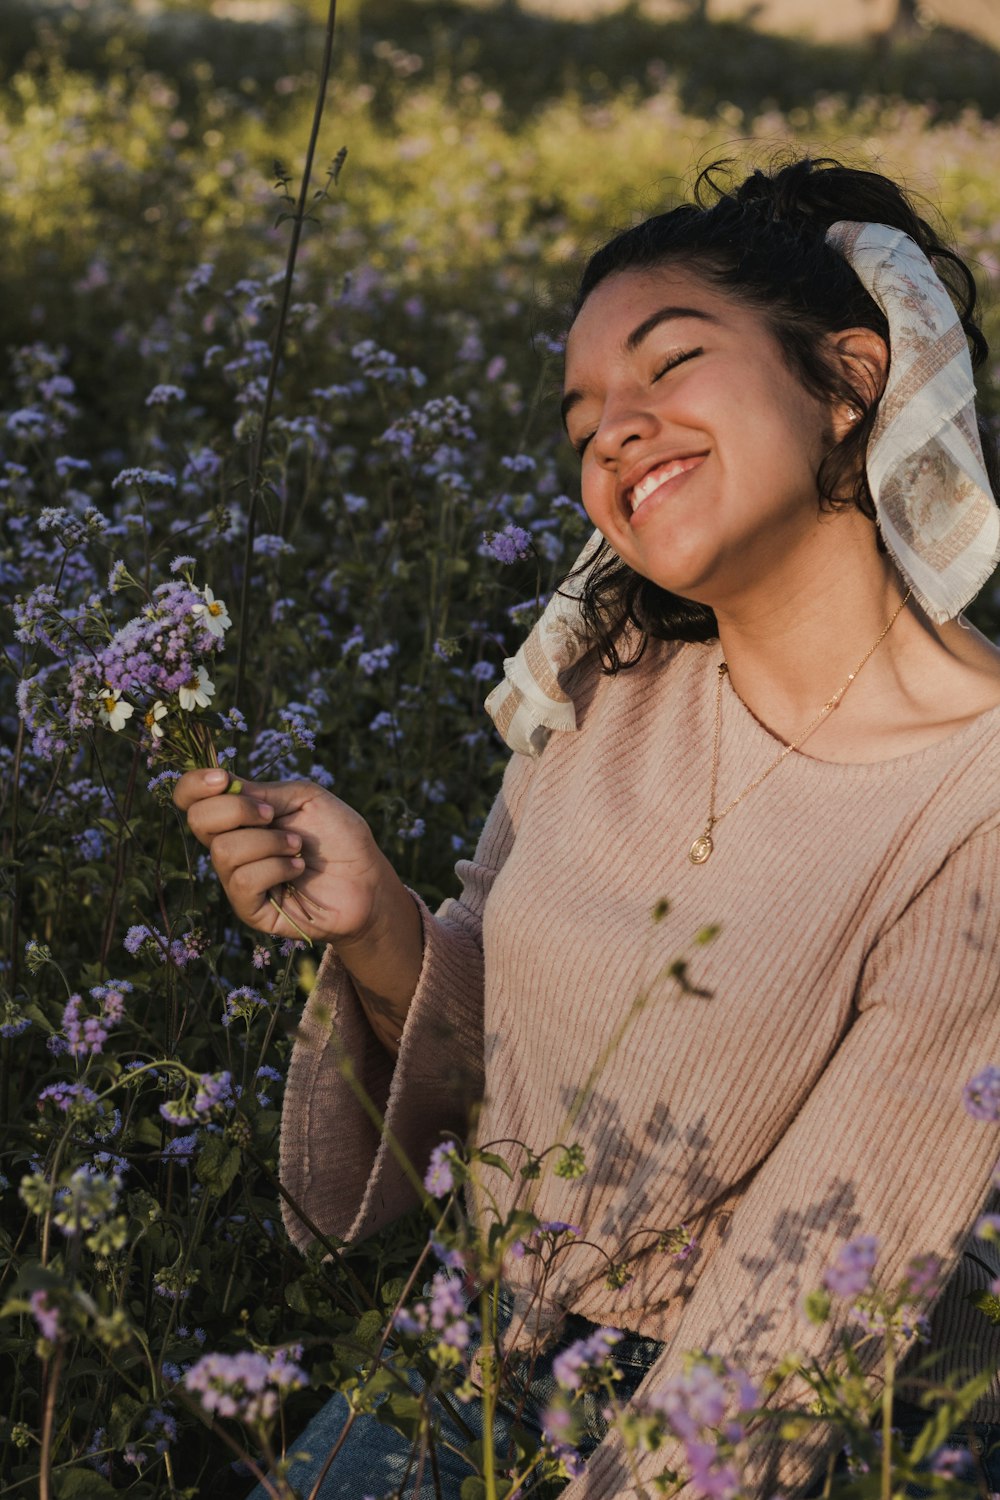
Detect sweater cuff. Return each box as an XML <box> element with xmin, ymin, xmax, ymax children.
<box><xmin>278</xmin><ymin>890</ymin><xmax>485</xmax><ymax>1252</ymax></box>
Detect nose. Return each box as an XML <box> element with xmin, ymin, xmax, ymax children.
<box><xmin>591</xmin><ymin>387</ymin><xmax>659</xmax><ymax>467</ymax></box>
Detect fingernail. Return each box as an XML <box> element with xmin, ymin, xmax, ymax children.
<box><xmin>285</xmin><ymin>833</ymin><xmax>301</xmax><ymax>851</ymax></box>
<box><xmin>289</xmin><ymin>857</ymin><xmax>305</xmax><ymax>871</ymax></box>
<box><xmin>254</xmin><ymin>800</ymin><xmax>273</xmax><ymax>820</ymax></box>
<box><xmin>205</xmin><ymin>769</ymin><xmax>227</xmax><ymax>787</ymax></box>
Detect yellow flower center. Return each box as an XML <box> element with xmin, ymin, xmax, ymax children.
<box><xmin>103</xmin><ymin>697</ymin><xmax>117</xmax><ymax>714</ymax></box>
<box><xmin>208</xmin><ymin>601</ymin><xmax>224</xmax><ymax>616</ymax></box>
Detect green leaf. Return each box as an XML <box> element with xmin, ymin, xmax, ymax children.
<box><xmin>968</xmin><ymin>1287</ymin><xmax>1000</xmax><ymax>1324</ymax></box>
<box><xmin>54</xmin><ymin>1471</ymin><xmax>117</xmax><ymax>1499</ymax></box>
<box><xmin>473</xmin><ymin>1149</ymin><xmax>513</xmax><ymax>1178</ymax></box>
<box><xmin>460</xmin><ymin>1480</ymin><xmax>488</xmax><ymax>1500</ymax></box>
<box><xmin>803</xmin><ymin>1288</ymin><xmax>832</xmax><ymax>1325</ymax></box>
<box><xmin>195</xmin><ymin>1134</ymin><xmax>241</xmax><ymax>1196</ymax></box>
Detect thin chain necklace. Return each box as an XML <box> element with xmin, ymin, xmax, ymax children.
<box><xmin>688</xmin><ymin>588</ymin><xmax>912</xmax><ymax>865</ymax></box>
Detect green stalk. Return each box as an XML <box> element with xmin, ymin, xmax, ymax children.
<box><xmin>882</xmin><ymin>1327</ymin><xmax>895</xmax><ymax>1500</ymax></box>
<box><xmin>234</xmin><ymin>0</ymin><xmax>343</xmax><ymax>715</ymax></box>
<box><xmin>479</xmin><ymin>1279</ymin><xmax>499</xmax><ymax>1500</ymax></box>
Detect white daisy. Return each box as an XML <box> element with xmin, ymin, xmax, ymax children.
<box><xmin>144</xmin><ymin>700</ymin><xmax>168</xmax><ymax>740</ymax></box>
<box><xmin>94</xmin><ymin>687</ymin><xmax>135</xmax><ymax>733</ymax></box>
<box><xmin>178</xmin><ymin>666</ymin><xmax>215</xmax><ymax>712</ymax></box>
<box><xmin>192</xmin><ymin>587</ymin><xmax>232</xmax><ymax>639</ymax></box>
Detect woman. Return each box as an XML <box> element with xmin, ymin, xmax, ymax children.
<box><xmin>176</xmin><ymin>157</ymin><xmax>1000</xmax><ymax>1496</ymax></box>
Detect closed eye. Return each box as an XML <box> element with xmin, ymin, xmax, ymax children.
<box><xmin>569</xmin><ymin>346</ymin><xmax>704</xmax><ymax>458</ymax></box>
<box><xmin>653</xmin><ymin>346</ymin><xmax>702</xmax><ymax>382</ymax></box>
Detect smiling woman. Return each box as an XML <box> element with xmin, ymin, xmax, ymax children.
<box><xmin>176</xmin><ymin>156</ymin><xmax>1000</xmax><ymax>1498</ymax></box>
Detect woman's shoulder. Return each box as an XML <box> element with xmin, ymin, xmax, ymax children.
<box><xmin>558</xmin><ymin>631</ymin><xmax>708</xmax><ymax>727</ymax></box>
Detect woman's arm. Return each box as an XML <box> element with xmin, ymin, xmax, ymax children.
<box><xmin>564</xmin><ymin>820</ymin><xmax>1000</xmax><ymax>1499</ymax></box>
<box><xmin>278</xmin><ymin>746</ymin><xmax>540</xmax><ymax>1248</ymax></box>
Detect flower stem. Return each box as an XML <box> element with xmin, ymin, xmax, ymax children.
<box><xmin>234</xmin><ymin>0</ymin><xmax>343</xmax><ymax>715</ymax></box>
<box><xmin>882</xmin><ymin>1328</ymin><xmax>896</xmax><ymax>1500</ymax></box>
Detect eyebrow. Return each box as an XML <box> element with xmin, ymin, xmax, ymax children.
<box><xmin>560</xmin><ymin>304</ymin><xmax>720</xmax><ymax>429</ymax></box>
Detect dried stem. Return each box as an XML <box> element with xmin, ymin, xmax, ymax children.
<box><xmin>234</xmin><ymin>0</ymin><xmax>343</xmax><ymax>714</ymax></box>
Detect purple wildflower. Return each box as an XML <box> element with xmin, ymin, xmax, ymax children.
<box><xmin>161</xmin><ymin>1133</ymin><xmax>199</xmax><ymax>1160</ymax></box>
<box><xmin>30</xmin><ymin>1290</ymin><xmax>61</xmax><ymax>1341</ymax></box>
<box><xmin>930</xmin><ymin>1447</ymin><xmax>974</xmax><ymax>1479</ymax></box>
<box><xmin>194</xmin><ymin>1070</ymin><xmax>236</xmax><ymax>1114</ymax></box>
<box><xmin>37</xmin><ymin>1081</ymin><xmax>98</xmax><ymax>1112</ymax></box>
<box><xmin>184</xmin><ymin>1349</ymin><xmax>307</xmax><ymax>1425</ymax></box>
<box><xmin>963</xmin><ymin>1066</ymin><xmax>1000</xmax><ymax>1122</ymax></box>
<box><xmin>552</xmin><ymin>1327</ymin><xmax>622</xmax><ymax>1392</ymax></box>
<box><xmin>481</xmin><ymin>523</ymin><xmax>532</xmax><ymax>564</ymax></box>
<box><xmin>822</xmin><ymin>1236</ymin><xmax>878</xmax><ymax>1298</ymax></box>
<box><xmin>424</xmin><ymin>1142</ymin><xmax>458</xmax><ymax>1197</ymax></box>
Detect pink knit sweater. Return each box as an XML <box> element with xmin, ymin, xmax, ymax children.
<box><xmin>280</xmin><ymin>638</ymin><xmax>1000</xmax><ymax>1496</ymax></box>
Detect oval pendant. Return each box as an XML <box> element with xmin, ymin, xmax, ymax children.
<box><xmin>688</xmin><ymin>833</ymin><xmax>713</xmax><ymax>865</ymax></box>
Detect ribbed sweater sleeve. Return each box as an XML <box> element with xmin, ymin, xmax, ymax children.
<box><xmin>278</xmin><ymin>748</ymin><xmax>536</xmax><ymax>1250</ymax></box>
<box><xmin>565</xmin><ymin>822</ymin><xmax>1000</xmax><ymax>1500</ymax></box>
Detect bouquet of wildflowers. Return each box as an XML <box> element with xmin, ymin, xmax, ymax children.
<box><xmin>16</xmin><ymin>530</ymin><xmax>240</xmax><ymax>783</ymax></box>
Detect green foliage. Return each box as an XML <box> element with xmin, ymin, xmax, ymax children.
<box><xmin>1</xmin><ymin>0</ymin><xmax>999</xmax><ymax>1492</ymax></box>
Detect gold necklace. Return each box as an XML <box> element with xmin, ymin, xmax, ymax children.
<box><xmin>688</xmin><ymin>588</ymin><xmax>912</xmax><ymax>865</ymax></box>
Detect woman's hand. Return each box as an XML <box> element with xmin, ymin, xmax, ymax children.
<box><xmin>172</xmin><ymin>769</ymin><xmax>386</xmax><ymax>946</ymax></box>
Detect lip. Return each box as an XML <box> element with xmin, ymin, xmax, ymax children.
<box><xmin>619</xmin><ymin>452</ymin><xmax>708</xmax><ymax>523</ymax></box>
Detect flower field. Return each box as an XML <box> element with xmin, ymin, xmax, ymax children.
<box><xmin>3</xmin><ymin>0</ymin><xmax>1000</xmax><ymax>1494</ymax></box>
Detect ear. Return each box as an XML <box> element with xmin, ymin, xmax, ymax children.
<box><xmin>826</xmin><ymin>326</ymin><xmax>889</xmax><ymax>439</ymax></box>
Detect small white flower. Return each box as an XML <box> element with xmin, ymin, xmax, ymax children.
<box><xmin>95</xmin><ymin>688</ymin><xmax>135</xmax><ymax>733</ymax></box>
<box><xmin>178</xmin><ymin>667</ymin><xmax>214</xmax><ymax>712</ymax></box>
<box><xmin>192</xmin><ymin>587</ymin><xmax>231</xmax><ymax>639</ymax></box>
<box><xmin>144</xmin><ymin>700</ymin><xmax>168</xmax><ymax>740</ymax></box>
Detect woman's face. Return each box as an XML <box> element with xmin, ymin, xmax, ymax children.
<box><xmin>562</xmin><ymin>264</ymin><xmax>839</xmax><ymax>610</ymax></box>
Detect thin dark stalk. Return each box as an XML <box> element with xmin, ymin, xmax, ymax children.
<box><xmin>1</xmin><ymin>716</ymin><xmax>25</xmax><ymax>1127</ymax></box>
<box><xmin>38</xmin><ymin>1343</ymin><xmax>65</xmax><ymax>1500</ymax></box>
<box><xmin>234</xmin><ymin>0</ymin><xmax>342</xmax><ymax>713</ymax></box>
<box><xmin>99</xmin><ymin>741</ymin><xmax>141</xmax><ymax>970</ymax></box>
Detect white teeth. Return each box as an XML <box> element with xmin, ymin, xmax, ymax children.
<box><xmin>629</xmin><ymin>460</ymin><xmax>688</xmax><ymax>512</ymax></box>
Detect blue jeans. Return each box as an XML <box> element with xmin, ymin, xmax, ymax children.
<box><xmin>251</xmin><ymin>1300</ymin><xmax>1000</xmax><ymax>1498</ymax></box>
<box><xmin>247</xmin><ymin>1286</ymin><xmax>664</xmax><ymax>1498</ymax></box>
<box><xmin>803</xmin><ymin>1400</ymin><xmax>1000</xmax><ymax>1496</ymax></box>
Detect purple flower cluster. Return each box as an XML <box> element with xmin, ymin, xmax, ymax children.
<box><xmin>393</xmin><ymin>1272</ymin><xmax>479</xmax><ymax>1357</ymax></box>
<box><xmin>648</xmin><ymin>1361</ymin><xmax>758</xmax><ymax>1500</ymax></box>
<box><xmin>143</xmin><ymin>1405</ymin><xmax>178</xmax><ymax>1454</ymax></box>
<box><xmin>30</xmin><ymin>1289</ymin><xmax>61</xmax><ymax>1341</ymax></box>
<box><xmin>222</xmin><ymin>986</ymin><xmax>268</xmax><ymax>1027</ymax></box>
<box><xmin>552</xmin><ymin>1326</ymin><xmax>622</xmax><ymax>1392</ymax></box>
<box><xmin>159</xmin><ymin>1069</ymin><xmax>237</xmax><ymax>1126</ymax></box>
<box><xmin>183</xmin><ymin>1346</ymin><xmax>308</xmax><ymax>1425</ymax></box>
<box><xmin>37</xmin><ymin>1080</ymin><xmax>98</xmax><ymax>1113</ymax></box>
<box><xmin>62</xmin><ymin>983</ymin><xmax>129</xmax><ymax>1057</ymax></box>
<box><xmin>124</xmin><ymin>924</ymin><xmax>204</xmax><ymax>967</ymax></box>
<box><xmin>481</xmin><ymin>523</ymin><xmax>532</xmax><ymax>564</ymax></box>
<box><xmin>424</xmin><ymin>1141</ymin><xmax>459</xmax><ymax>1197</ymax></box>
<box><xmin>195</xmin><ymin>1070</ymin><xmax>236</xmax><ymax>1114</ymax></box>
<box><xmin>963</xmin><ymin>1065</ymin><xmax>1000</xmax><ymax>1122</ymax></box>
<box><xmin>17</xmin><ymin>571</ymin><xmax>230</xmax><ymax>762</ymax></box>
<box><xmin>822</xmin><ymin>1235</ymin><xmax>878</xmax><ymax>1299</ymax></box>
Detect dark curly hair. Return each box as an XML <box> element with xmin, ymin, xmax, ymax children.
<box><xmin>565</xmin><ymin>155</ymin><xmax>998</xmax><ymax>671</ymax></box>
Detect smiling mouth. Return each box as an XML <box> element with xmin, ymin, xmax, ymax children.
<box><xmin>625</xmin><ymin>454</ymin><xmax>707</xmax><ymax>515</ymax></box>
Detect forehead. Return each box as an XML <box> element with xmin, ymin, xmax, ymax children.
<box><xmin>564</xmin><ymin>265</ymin><xmax>754</xmax><ymax>372</ymax></box>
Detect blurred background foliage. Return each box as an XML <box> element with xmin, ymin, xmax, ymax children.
<box><xmin>1</xmin><ymin>0</ymin><xmax>999</xmax><ymax>454</ymax></box>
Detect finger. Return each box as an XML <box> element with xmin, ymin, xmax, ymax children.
<box><xmin>188</xmin><ymin>792</ymin><xmax>276</xmax><ymax>844</ymax></box>
<box><xmin>173</xmin><ymin>767</ymin><xmax>231</xmax><ymax>813</ymax></box>
<box><xmin>210</xmin><ymin>828</ymin><xmax>302</xmax><ymax>883</ymax></box>
<box><xmin>229</xmin><ymin>856</ymin><xmax>307</xmax><ymax>926</ymax></box>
